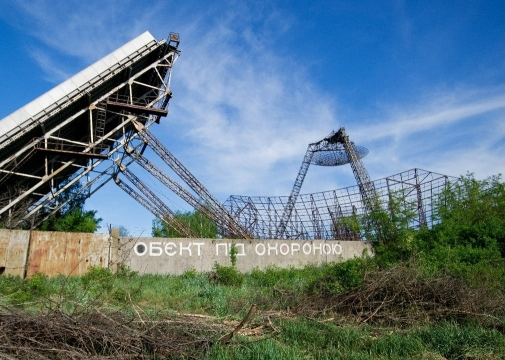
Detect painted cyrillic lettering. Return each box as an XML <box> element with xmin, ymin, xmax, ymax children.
<box><xmin>312</xmin><ymin>242</ymin><xmax>322</xmax><ymax>255</ymax></box>
<box><xmin>235</xmin><ymin>243</ymin><xmax>246</xmax><ymax>256</ymax></box>
<box><xmin>150</xmin><ymin>242</ymin><xmax>163</xmax><ymax>256</ymax></box>
<box><xmin>194</xmin><ymin>242</ymin><xmax>204</xmax><ymax>256</ymax></box>
<box><xmin>291</xmin><ymin>243</ymin><xmax>301</xmax><ymax>255</ymax></box>
<box><xmin>164</xmin><ymin>242</ymin><xmax>177</xmax><ymax>256</ymax></box>
<box><xmin>279</xmin><ymin>243</ymin><xmax>290</xmax><ymax>255</ymax></box>
<box><xmin>48</xmin><ymin>243</ymin><xmax>59</xmax><ymax>260</ymax></box>
<box><xmin>216</xmin><ymin>243</ymin><xmax>228</xmax><ymax>256</ymax></box>
<box><xmin>255</xmin><ymin>243</ymin><xmax>266</xmax><ymax>256</ymax></box>
<box><xmin>179</xmin><ymin>242</ymin><xmax>192</xmax><ymax>256</ymax></box>
<box><xmin>323</xmin><ymin>244</ymin><xmax>331</xmax><ymax>255</ymax></box>
<box><xmin>134</xmin><ymin>242</ymin><xmax>147</xmax><ymax>256</ymax></box>
<box><xmin>302</xmin><ymin>243</ymin><xmax>312</xmax><ymax>255</ymax></box>
<box><xmin>268</xmin><ymin>243</ymin><xmax>278</xmax><ymax>255</ymax></box>
<box><xmin>332</xmin><ymin>243</ymin><xmax>343</xmax><ymax>255</ymax></box>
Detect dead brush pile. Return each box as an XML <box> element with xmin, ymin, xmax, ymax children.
<box><xmin>302</xmin><ymin>262</ymin><xmax>505</xmax><ymax>327</ymax></box>
<box><xmin>0</xmin><ymin>307</ymin><xmax>216</xmax><ymax>359</ymax></box>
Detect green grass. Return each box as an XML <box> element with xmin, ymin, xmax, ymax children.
<box><xmin>1</xmin><ymin>263</ymin><xmax>505</xmax><ymax>359</ymax></box>
<box><xmin>0</xmin><ymin>263</ymin><xmax>505</xmax><ymax>359</ymax></box>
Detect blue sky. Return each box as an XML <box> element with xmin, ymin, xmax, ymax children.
<box><xmin>1</xmin><ymin>0</ymin><xmax>505</xmax><ymax>235</ymax></box>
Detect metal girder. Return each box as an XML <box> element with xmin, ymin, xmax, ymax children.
<box><xmin>134</xmin><ymin>126</ymin><xmax>253</xmax><ymax>239</ymax></box>
<box><xmin>0</xmin><ymin>35</ymin><xmax>180</xmax><ymax>227</ymax></box>
<box><xmin>116</xmin><ymin>165</ymin><xmax>198</xmax><ymax>238</ymax></box>
<box><xmin>114</xmin><ymin>177</ymin><xmax>195</xmax><ymax>238</ymax></box>
<box><xmin>336</xmin><ymin>127</ymin><xmax>382</xmax><ymax>237</ymax></box>
<box><xmin>16</xmin><ymin>129</ymin><xmax>147</xmax><ymax>228</ymax></box>
<box><xmin>276</xmin><ymin>144</ymin><xmax>314</xmax><ymax>238</ymax></box>
<box><xmin>128</xmin><ymin>151</ymin><xmax>223</xmax><ymax>231</ymax></box>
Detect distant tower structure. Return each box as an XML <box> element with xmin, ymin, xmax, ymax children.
<box><xmin>276</xmin><ymin>127</ymin><xmax>369</xmax><ymax>238</ymax></box>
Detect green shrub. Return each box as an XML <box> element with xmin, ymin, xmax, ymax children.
<box><xmin>80</xmin><ymin>266</ymin><xmax>114</xmax><ymax>298</ymax></box>
<box><xmin>116</xmin><ymin>263</ymin><xmax>138</xmax><ymax>279</ymax></box>
<box><xmin>213</xmin><ymin>263</ymin><xmax>244</xmax><ymax>287</ymax></box>
<box><xmin>181</xmin><ymin>268</ymin><xmax>198</xmax><ymax>279</ymax></box>
<box><xmin>27</xmin><ymin>272</ymin><xmax>49</xmax><ymax>296</ymax></box>
<box><xmin>306</xmin><ymin>257</ymin><xmax>371</xmax><ymax>295</ymax></box>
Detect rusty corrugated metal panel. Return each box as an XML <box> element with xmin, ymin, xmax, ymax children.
<box><xmin>0</xmin><ymin>231</ymin><xmax>9</xmax><ymax>272</ymax></box>
<box><xmin>0</xmin><ymin>229</ymin><xmax>30</xmax><ymax>277</ymax></box>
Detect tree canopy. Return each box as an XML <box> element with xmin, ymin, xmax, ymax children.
<box><xmin>36</xmin><ymin>178</ymin><xmax>102</xmax><ymax>233</ymax></box>
<box><xmin>152</xmin><ymin>210</ymin><xmax>218</xmax><ymax>238</ymax></box>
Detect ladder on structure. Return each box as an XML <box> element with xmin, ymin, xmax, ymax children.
<box><xmin>94</xmin><ymin>103</ymin><xmax>107</xmax><ymax>141</ymax></box>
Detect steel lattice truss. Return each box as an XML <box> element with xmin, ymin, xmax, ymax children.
<box><xmin>0</xmin><ymin>32</ymin><xmax>182</xmax><ymax>228</ymax></box>
<box><xmin>0</xmin><ymin>32</ymin><xmax>456</xmax><ymax>241</ymax></box>
<box><xmin>225</xmin><ymin>168</ymin><xmax>453</xmax><ymax>240</ymax></box>
<box><xmin>0</xmin><ymin>31</ymin><xmax>261</xmax><ymax>238</ymax></box>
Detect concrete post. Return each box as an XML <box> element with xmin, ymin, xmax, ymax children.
<box><xmin>109</xmin><ymin>228</ymin><xmax>119</xmax><ymax>273</ymax></box>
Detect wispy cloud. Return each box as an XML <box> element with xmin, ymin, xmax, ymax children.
<box><xmin>29</xmin><ymin>48</ymin><xmax>72</xmax><ymax>84</ymax></box>
<box><xmin>348</xmin><ymin>87</ymin><xmax>505</xmax><ymax>180</ymax></box>
<box><xmin>353</xmin><ymin>91</ymin><xmax>505</xmax><ymax>142</ymax></box>
<box><xmin>159</xmin><ymin>8</ymin><xmax>339</xmax><ymax>196</ymax></box>
<box><xmin>4</xmin><ymin>0</ymin><xmax>505</xmax><ymax>235</ymax></box>
<box><xmin>6</xmin><ymin>0</ymin><xmax>164</xmax><ymax>65</ymax></box>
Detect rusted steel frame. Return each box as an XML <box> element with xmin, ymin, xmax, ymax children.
<box><xmin>17</xmin><ymin>120</ymin><xmax>143</xmax><ymax>225</ymax></box>
<box><xmin>276</xmin><ymin>144</ymin><xmax>315</xmax><ymax>239</ymax></box>
<box><xmin>118</xmin><ymin>167</ymin><xmax>198</xmax><ymax>238</ymax></box>
<box><xmin>0</xmin><ymin>148</ymin><xmax>38</xmax><ymax>187</ymax></box>
<box><xmin>0</xmin><ymin>47</ymin><xmax>178</xmax><ymax>217</ymax></box>
<box><xmin>139</xmin><ymin>128</ymin><xmax>252</xmax><ymax>239</ymax></box>
<box><xmin>130</xmin><ymin>152</ymin><xmax>229</xmax><ymax>237</ymax></box>
<box><xmin>114</xmin><ymin>178</ymin><xmax>194</xmax><ymax>238</ymax></box>
<box><xmin>0</xmin><ymin>160</ymin><xmax>74</xmax><ymax>216</ymax></box>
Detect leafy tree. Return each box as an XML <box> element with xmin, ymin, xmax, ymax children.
<box><xmin>37</xmin><ymin>178</ymin><xmax>102</xmax><ymax>233</ymax></box>
<box><xmin>414</xmin><ymin>173</ymin><xmax>505</xmax><ymax>267</ymax></box>
<box><xmin>119</xmin><ymin>225</ymin><xmax>129</xmax><ymax>237</ymax></box>
<box><xmin>152</xmin><ymin>210</ymin><xmax>218</xmax><ymax>238</ymax></box>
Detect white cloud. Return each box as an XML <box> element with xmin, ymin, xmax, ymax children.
<box><xmin>5</xmin><ymin>0</ymin><xmax>505</xmax><ymax>235</ymax></box>
<box><xmin>167</xmin><ymin>27</ymin><xmax>338</xmax><ymax>196</ymax></box>
<box><xmin>347</xmin><ymin>87</ymin><xmax>505</xmax><ymax>180</ymax></box>
<box><xmin>29</xmin><ymin>48</ymin><xmax>71</xmax><ymax>84</ymax></box>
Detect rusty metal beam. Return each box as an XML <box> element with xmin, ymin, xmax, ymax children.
<box><xmin>106</xmin><ymin>101</ymin><xmax>168</xmax><ymax>117</ymax></box>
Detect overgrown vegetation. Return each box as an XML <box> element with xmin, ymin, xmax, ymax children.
<box><xmin>1</xmin><ymin>173</ymin><xmax>505</xmax><ymax>358</ymax></box>
<box><xmin>152</xmin><ymin>210</ymin><xmax>218</xmax><ymax>238</ymax></box>
<box><xmin>36</xmin><ymin>178</ymin><xmax>102</xmax><ymax>233</ymax></box>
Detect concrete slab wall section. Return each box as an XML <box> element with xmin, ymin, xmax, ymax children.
<box><xmin>119</xmin><ymin>238</ymin><xmax>372</xmax><ymax>275</ymax></box>
<box><xmin>26</xmin><ymin>231</ymin><xmax>111</xmax><ymax>277</ymax></box>
<box><xmin>0</xmin><ymin>229</ymin><xmax>112</xmax><ymax>278</ymax></box>
<box><xmin>0</xmin><ymin>229</ymin><xmax>30</xmax><ymax>277</ymax></box>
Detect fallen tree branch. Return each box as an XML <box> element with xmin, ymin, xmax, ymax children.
<box><xmin>219</xmin><ymin>304</ymin><xmax>257</xmax><ymax>344</ymax></box>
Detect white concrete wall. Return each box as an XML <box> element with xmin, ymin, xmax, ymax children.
<box><xmin>119</xmin><ymin>237</ymin><xmax>372</xmax><ymax>275</ymax></box>
<box><xmin>0</xmin><ymin>228</ymin><xmax>372</xmax><ymax>277</ymax></box>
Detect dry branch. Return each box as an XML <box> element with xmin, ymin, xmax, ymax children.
<box><xmin>219</xmin><ymin>304</ymin><xmax>257</xmax><ymax>344</ymax></box>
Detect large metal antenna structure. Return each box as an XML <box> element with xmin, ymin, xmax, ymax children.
<box><xmin>276</xmin><ymin>127</ymin><xmax>369</xmax><ymax>238</ymax></box>
<box><xmin>132</xmin><ymin>123</ymin><xmax>253</xmax><ymax>239</ymax></box>
<box><xmin>125</xmin><ymin>150</ymin><xmax>235</xmax><ymax>236</ymax></box>
<box><xmin>226</xmin><ymin>168</ymin><xmax>450</xmax><ymax>240</ymax></box>
<box><xmin>0</xmin><ymin>32</ymin><xmax>181</xmax><ymax>228</ymax></box>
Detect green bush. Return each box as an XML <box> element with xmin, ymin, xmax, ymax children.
<box><xmin>306</xmin><ymin>257</ymin><xmax>371</xmax><ymax>295</ymax></box>
<box><xmin>80</xmin><ymin>266</ymin><xmax>114</xmax><ymax>298</ymax></box>
<box><xmin>406</xmin><ymin>173</ymin><xmax>505</xmax><ymax>289</ymax></box>
<box><xmin>116</xmin><ymin>263</ymin><xmax>138</xmax><ymax>279</ymax></box>
<box><xmin>212</xmin><ymin>263</ymin><xmax>244</xmax><ymax>287</ymax></box>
